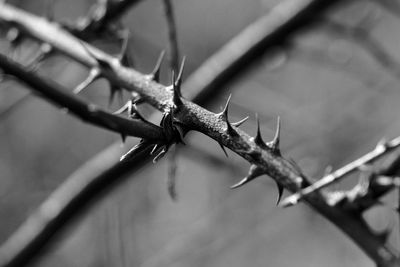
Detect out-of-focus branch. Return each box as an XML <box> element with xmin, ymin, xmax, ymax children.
<box><xmin>162</xmin><ymin>0</ymin><xmax>180</xmax><ymax>71</ymax></box>
<box><xmin>2</xmin><ymin>1</ymin><xmax>400</xmax><ymax>267</ymax></box>
<box><xmin>67</xmin><ymin>0</ymin><xmax>143</xmax><ymax>39</ymax></box>
<box><xmin>0</xmin><ymin>54</ymin><xmax>165</xmax><ymax>141</ymax></box>
<box><xmin>322</xmin><ymin>19</ymin><xmax>400</xmax><ymax>80</ymax></box>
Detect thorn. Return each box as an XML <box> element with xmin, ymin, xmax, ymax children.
<box><xmin>267</xmin><ymin>116</ymin><xmax>281</xmax><ymax>155</ymax></box>
<box><xmin>6</xmin><ymin>28</ymin><xmax>21</xmax><ymax>45</ymax></box>
<box><xmin>117</xmin><ymin>29</ymin><xmax>130</xmax><ymax>62</ymax></box>
<box><xmin>120</xmin><ymin>134</ymin><xmax>126</xmax><ymax>143</ymax></box>
<box><xmin>109</xmin><ymin>85</ymin><xmax>123</xmax><ymax>106</ymax></box>
<box><xmin>174</xmin><ymin>56</ymin><xmax>186</xmax><ymax>91</ymax></box>
<box><xmin>120</xmin><ymin>140</ymin><xmax>151</xmax><ymax>161</ymax></box>
<box><xmin>253</xmin><ymin>113</ymin><xmax>268</xmax><ymax>149</ymax></box>
<box><xmin>45</xmin><ymin>0</ymin><xmax>55</xmax><ymax>22</ymax></box>
<box><xmin>218</xmin><ymin>94</ymin><xmax>232</xmax><ymax>121</ymax></box>
<box><xmin>171</xmin><ymin>71</ymin><xmax>183</xmax><ymax>107</ymax></box>
<box><xmin>231</xmin><ymin>116</ymin><xmax>249</xmax><ymax>127</ymax></box>
<box><xmin>376</xmin><ymin>138</ymin><xmax>388</xmax><ymax>150</ymax></box>
<box><xmin>112</xmin><ymin>100</ymin><xmax>131</xmax><ymax>115</ymax></box>
<box><xmin>153</xmin><ymin>147</ymin><xmax>168</xmax><ymax>163</ymax></box>
<box><xmin>279</xmin><ymin>194</ymin><xmax>301</xmax><ymax>208</ymax></box>
<box><xmin>218</xmin><ymin>95</ymin><xmax>239</xmax><ymax>137</ymax></box>
<box><xmin>226</xmin><ymin>120</ymin><xmax>239</xmax><ymax>137</ymax></box>
<box><xmin>218</xmin><ymin>142</ymin><xmax>229</xmax><ymax>157</ymax></box>
<box><xmin>275</xmin><ymin>181</ymin><xmax>284</xmax><ymax>205</ymax></box>
<box><xmin>149</xmin><ymin>50</ymin><xmax>165</xmax><ymax>82</ymax></box>
<box><xmin>131</xmin><ymin>92</ymin><xmax>144</xmax><ymax>105</ymax></box>
<box><xmin>79</xmin><ymin>41</ymin><xmax>112</xmax><ymax>69</ymax></box>
<box><xmin>73</xmin><ymin>68</ymin><xmax>100</xmax><ymax>94</ymax></box>
<box><xmin>324</xmin><ymin>165</ymin><xmax>333</xmax><ymax>176</ymax></box>
<box><xmin>231</xmin><ymin>164</ymin><xmax>264</xmax><ymax>189</ymax></box>
<box><xmin>172</xmin><ymin>122</ymin><xmax>186</xmax><ymax>144</ymax></box>
<box><xmin>129</xmin><ymin>103</ymin><xmax>147</xmax><ymax>122</ymax></box>
<box><xmin>150</xmin><ymin>144</ymin><xmax>159</xmax><ymax>155</ymax></box>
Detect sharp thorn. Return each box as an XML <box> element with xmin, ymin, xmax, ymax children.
<box><xmin>172</xmin><ymin>71</ymin><xmax>183</xmax><ymax>107</ymax></box>
<box><xmin>45</xmin><ymin>0</ymin><xmax>55</xmax><ymax>22</ymax></box>
<box><xmin>153</xmin><ymin>147</ymin><xmax>167</xmax><ymax>163</ymax></box>
<box><xmin>254</xmin><ymin>113</ymin><xmax>268</xmax><ymax>148</ymax></box>
<box><xmin>279</xmin><ymin>194</ymin><xmax>301</xmax><ymax>208</ymax></box>
<box><xmin>149</xmin><ymin>50</ymin><xmax>165</xmax><ymax>82</ymax></box>
<box><xmin>117</xmin><ymin>29</ymin><xmax>130</xmax><ymax>61</ymax></box>
<box><xmin>172</xmin><ymin>123</ymin><xmax>186</xmax><ymax>144</ymax></box>
<box><xmin>226</xmin><ymin>120</ymin><xmax>239</xmax><ymax>137</ymax></box>
<box><xmin>121</xmin><ymin>134</ymin><xmax>126</xmax><ymax>143</ymax></box>
<box><xmin>175</xmin><ymin>56</ymin><xmax>186</xmax><ymax>90</ymax></box>
<box><xmin>267</xmin><ymin>116</ymin><xmax>281</xmax><ymax>155</ymax></box>
<box><xmin>231</xmin><ymin>164</ymin><xmax>264</xmax><ymax>189</ymax></box>
<box><xmin>218</xmin><ymin>142</ymin><xmax>229</xmax><ymax>158</ymax></box>
<box><xmin>113</xmin><ymin>100</ymin><xmax>132</xmax><ymax>115</ymax></box>
<box><xmin>130</xmin><ymin>103</ymin><xmax>148</xmax><ymax>122</ymax></box>
<box><xmin>218</xmin><ymin>94</ymin><xmax>232</xmax><ymax>121</ymax></box>
<box><xmin>109</xmin><ymin>85</ymin><xmax>123</xmax><ymax>106</ymax></box>
<box><xmin>73</xmin><ymin>68</ymin><xmax>100</xmax><ymax>94</ymax></box>
<box><xmin>120</xmin><ymin>140</ymin><xmax>150</xmax><ymax>161</ymax></box>
<box><xmin>231</xmin><ymin>177</ymin><xmax>250</xmax><ymax>189</ymax></box>
<box><xmin>275</xmin><ymin>181</ymin><xmax>284</xmax><ymax>205</ymax></box>
<box><xmin>231</xmin><ymin>116</ymin><xmax>249</xmax><ymax>127</ymax></box>
<box><xmin>79</xmin><ymin>41</ymin><xmax>112</xmax><ymax>69</ymax></box>
<box><xmin>324</xmin><ymin>165</ymin><xmax>333</xmax><ymax>176</ymax></box>
<box><xmin>150</xmin><ymin>144</ymin><xmax>159</xmax><ymax>155</ymax></box>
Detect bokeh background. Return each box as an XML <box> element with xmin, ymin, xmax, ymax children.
<box><xmin>1</xmin><ymin>0</ymin><xmax>400</xmax><ymax>266</ymax></box>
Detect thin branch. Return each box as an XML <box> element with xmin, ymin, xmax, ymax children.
<box><xmin>0</xmin><ymin>54</ymin><xmax>165</xmax><ymax>141</ymax></box>
<box><xmin>347</xmin><ymin>150</ymin><xmax>400</xmax><ymax>211</ymax></box>
<box><xmin>1</xmin><ymin>1</ymin><xmax>399</xmax><ymax>266</ymax></box>
<box><xmin>162</xmin><ymin>0</ymin><xmax>180</xmax><ymax>71</ymax></box>
<box><xmin>281</xmin><ymin>137</ymin><xmax>400</xmax><ymax>207</ymax></box>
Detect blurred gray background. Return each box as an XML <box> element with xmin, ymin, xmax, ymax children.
<box><xmin>1</xmin><ymin>0</ymin><xmax>400</xmax><ymax>266</ymax></box>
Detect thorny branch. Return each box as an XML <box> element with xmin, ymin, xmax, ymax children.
<box><xmin>1</xmin><ymin>1</ymin><xmax>400</xmax><ymax>267</ymax></box>
<box><xmin>281</xmin><ymin>137</ymin><xmax>400</xmax><ymax>207</ymax></box>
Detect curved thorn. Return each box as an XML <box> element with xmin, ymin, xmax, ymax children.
<box><xmin>226</xmin><ymin>119</ymin><xmax>239</xmax><ymax>137</ymax></box>
<box><xmin>254</xmin><ymin>113</ymin><xmax>267</xmax><ymax>148</ymax></box>
<box><xmin>150</xmin><ymin>50</ymin><xmax>165</xmax><ymax>82</ymax></box>
<box><xmin>231</xmin><ymin>164</ymin><xmax>264</xmax><ymax>188</ymax></box>
<box><xmin>171</xmin><ymin>70</ymin><xmax>183</xmax><ymax>107</ymax></box>
<box><xmin>153</xmin><ymin>147</ymin><xmax>168</xmax><ymax>163</ymax></box>
<box><xmin>231</xmin><ymin>177</ymin><xmax>250</xmax><ymax>189</ymax></box>
<box><xmin>218</xmin><ymin>94</ymin><xmax>232</xmax><ymax>121</ymax></box>
<box><xmin>117</xmin><ymin>29</ymin><xmax>130</xmax><ymax>61</ymax></box>
<box><xmin>231</xmin><ymin>116</ymin><xmax>249</xmax><ymax>127</ymax></box>
<box><xmin>175</xmin><ymin>56</ymin><xmax>186</xmax><ymax>90</ymax></box>
<box><xmin>130</xmin><ymin>103</ymin><xmax>148</xmax><ymax>122</ymax></box>
<box><xmin>73</xmin><ymin>68</ymin><xmax>100</xmax><ymax>94</ymax></box>
<box><xmin>173</xmin><ymin>123</ymin><xmax>186</xmax><ymax>144</ymax></box>
<box><xmin>109</xmin><ymin>86</ymin><xmax>122</xmax><ymax>106</ymax></box>
<box><xmin>113</xmin><ymin>100</ymin><xmax>132</xmax><ymax>115</ymax></box>
<box><xmin>218</xmin><ymin>142</ymin><xmax>229</xmax><ymax>157</ymax></box>
<box><xmin>275</xmin><ymin>181</ymin><xmax>284</xmax><ymax>205</ymax></box>
<box><xmin>267</xmin><ymin>116</ymin><xmax>281</xmax><ymax>155</ymax></box>
<box><xmin>79</xmin><ymin>41</ymin><xmax>111</xmax><ymax>69</ymax></box>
